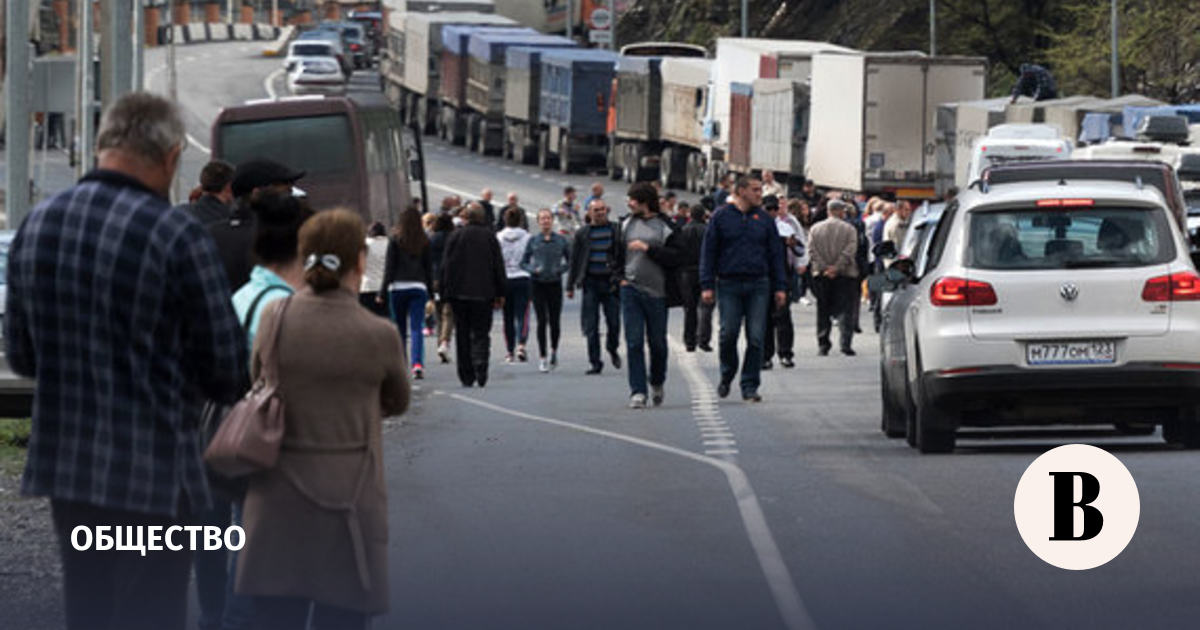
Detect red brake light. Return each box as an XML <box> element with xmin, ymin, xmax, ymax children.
<box><xmin>1143</xmin><ymin>272</ymin><xmax>1200</xmax><ymax>302</ymax></box>
<box><xmin>931</xmin><ymin>277</ymin><xmax>998</xmax><ymax>307</ymax></box>
<box><xmin>1035</xmin><ymin>198</ymin><xmax>1094</xmax><ymax>208</ymax></box>
<box><xmin>351</xmin><ymin>43</ymin><xmax>362</xmax><ymax>51</ymax></box>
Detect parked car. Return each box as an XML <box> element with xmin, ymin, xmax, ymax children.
<box><xmin>872</xmin><ymin>202</ymin><xmax>945</xmax><ymax>442</ymax></box>
<box><xmin>288</xmin><ymin>35</ymin><xmax>352</xmax><ymax>78</ymax></box>
<box><xmin>287</xmin><ymin>57</ymin><xmax>348</xmax><ymax>96</ymax></box>
<box><xmin>897</xmin><ymin>179</ymin><xmax>1200</xmax><ymax>453</ymax></box>
<box><xmin>0</xmin><ymin>230</ymin><xmax>35</xmax><ymax>418</ymax></box>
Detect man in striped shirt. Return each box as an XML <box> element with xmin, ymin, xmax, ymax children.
<box><xmin>5</xmin><ymin>93</ymin><xmax>248</xmax><ymax>630</ymax></box>
<box><xmin>568</xmin><ymin>198</ymin><xmax>623</xmax><ymax>374</ymax></box>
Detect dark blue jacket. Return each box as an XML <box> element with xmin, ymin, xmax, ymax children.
<box><xmin>699</xmin><ymin>204</ymin><xmax>787</xmax><ymax>292</ymax></box>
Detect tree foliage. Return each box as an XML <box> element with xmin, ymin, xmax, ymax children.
<box><xmin>616</xmin><ymin>0</ymin><xmax>1200</xmax><ymax>102</ymax></box>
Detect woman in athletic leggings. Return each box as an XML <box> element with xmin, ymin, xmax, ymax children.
<box><xmin>521</xmin><ymin>208</ymin><xmax>572</xmax><ymax>372</ymax></box>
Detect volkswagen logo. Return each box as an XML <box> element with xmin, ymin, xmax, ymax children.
<box><xmin>1060</xmin><ymin>283</ymin><xmax>1080</xmax><ymax>301</ymax></box>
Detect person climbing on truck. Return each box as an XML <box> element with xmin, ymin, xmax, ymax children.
<box><xmin>1010</xmin><ymin>63</ymin><xmax>1059</xmax><ymax>103</ymax></box>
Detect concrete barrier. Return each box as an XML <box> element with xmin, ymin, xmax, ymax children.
<box><xmin>232</xmin><ymin>23</ymin><xmax>254</xmax><ymax>41</ymax></box>
<box><xmin>186</xmin><ymin>23</ymin><xmax>207</xmax><ymax>43</ymax></box>
<box><xmin>254</xmin><ymin>23</ymin><xmax>280</xmax><ymax>41</ymax></box>
<box><xmin>171</xmin><ymin>25</ymin><xmax>187</xmax><ymax>44</ymax></box>
<box><xmin>208</xmin><ymin>24</ymin><xmax>230</xmax><ymax>41</ymax></box>
<box><xmin>262</xmin><ymin>25</ymin><xmax>296</xmax><ymax>57</ymax></box>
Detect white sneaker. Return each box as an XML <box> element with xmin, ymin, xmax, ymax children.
<box><xmin>437</xmin><ymin>342</ymin><xmax>450</xmax><ymax>364</ymax></box>
<box><xmin>539</xmin><ymin>358</ymin><xmax>550</xmax><ymax>373</ymax></box>
<box><xmin>504</xmin><ymin>354</ymin><xmax>514</xmax><ymax>364</ymax></box>
<box><xmin>629</xmin><ymin>393</ymin><xmax>647</xmax><ymax>409</ymax></box>
<box><xmin>651</xmin><ymin>385</ymin><xmax>664</xmax><ymax>407</ymax></box>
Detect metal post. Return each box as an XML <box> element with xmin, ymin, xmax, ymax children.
<box><xmin>565</xmin><ymin>0</ymin><xmax>572</xmax><ymax>40</ymax></box>
<box><xmin>167</xmin><ymin>0</ymin><xmax>181</xmax><ymax>202</ymax></box>
<box><xmin>607</xmin><ymin>0</ymin><xmax>614</xmax><ymax>50</ymax></box>
<box><xmin>77</xmin><ymin>0</ymin><xmax>96</xmax><ymax>177</ymax></box>
<box><xmin>133</xmin><ymin>0</ymin><xmax>144</xmax><ymax>90</ymax></box>
<box><xmin>1110</xmin><ymin>0</ymin><xmax>1119</xmax><ymax>97</ymax></box>
<box><xmin>929</xmin><ymin>0</ymin><xmax>936</xmax><ymax>56</ymax></box>
<box><xmin>272</xmin><ymin>0</ymin><xmax>278</xmax><ymax>27</ymax></box>
<box><xmin>101</xmin><ymin>0</ymin><xmax>134</xmax><ymax>109</ymax></box>
<box><xmin>5</xmin><ymin>0</ymin><xmax>32</xmax><ymax>227</ymax></box>
<box><xmin>227</xmin><ymin>0</ymin><xmax>234</xmax><ymax>24</ymax></box>
<box><xmin>741</xmin><ymin>0</ymin><xmax>747</xmax><ymax>38</ymax></box>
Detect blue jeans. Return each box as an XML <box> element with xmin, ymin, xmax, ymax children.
<box><xmin>621</xmin><ymin>284</ymin><xmax>668</xmax><ymax>396</ymax></box>
<box><xmin>581</xmin><ymin>275</ymin><xmax>620</xmax><ymax>368</ymax></box>
<box><xmin>389</xmin><ymin>287</ymin><xmax>428</xmax><ymax>367</ymax></box>
<box><xmin>717</xmin><ymin>276</ymin><xmax>770</xmax><ymax>395</ymax></box>
<box><xmin>503</xmin><ymin>276</ymin><xmax>532</xmax><ymax>354</ymax></box>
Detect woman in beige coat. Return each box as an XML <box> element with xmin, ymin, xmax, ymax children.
<box><xmin>237</xmin><ymin>209</ymin><xmax>410</xmax><ymax>630</ymax></box>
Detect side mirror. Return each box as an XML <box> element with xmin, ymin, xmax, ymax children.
<box><xmin>875</xmin><ymin>240</ymin><xmax>897</xmax><ymax>259</ymax></box>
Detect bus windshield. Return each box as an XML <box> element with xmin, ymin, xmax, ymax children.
<box><xmin>219</xmin><ymin>114</ymin><xmax>355</xmax><ymax>177</ymax></box>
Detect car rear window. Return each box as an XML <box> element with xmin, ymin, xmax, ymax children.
<box><xmin>294</xmin><ymin>44</ymin><xmax>331</xmax><ymax>56</ymax></box>
<box><xmin>219</xmin><ymin>114</ymin><xmax>354</xmax><ymax>177</ymax></box>
<box><xmin>967</xmin><ymin>206</ymin><xmax>1175</xmax><ymax>270</ymax></box>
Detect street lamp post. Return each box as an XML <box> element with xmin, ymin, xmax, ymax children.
<box><xmin>929</xmin><ymin>0</ymin><xmax>936</xmax><ymax>56</ymax></box>
<box><xmin>1110</xmin><ymin>0</ymin><xmax>1120</xmax><ymax>97</ymax></box>
<box><xmin>741</xmin><ymin>0</ymin><xmax>748</xmax><ymax>38</ymax></box>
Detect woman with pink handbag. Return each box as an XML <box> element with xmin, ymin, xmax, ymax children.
<box><xmin>234</xmin><ymin>209</ymin><xmax>410</xmax><ymax>629</ymax></box>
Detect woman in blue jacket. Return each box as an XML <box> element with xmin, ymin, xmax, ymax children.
<box><xmin>521</xmin><ymin>208</ymin><xmax>572</xmax><ymax>372</ymax></box>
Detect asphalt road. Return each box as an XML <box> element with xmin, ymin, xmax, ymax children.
<box><xmin>156</xmin><ymin>41</ymin><xmax>1200</xmax><ymax>630</ymax></box>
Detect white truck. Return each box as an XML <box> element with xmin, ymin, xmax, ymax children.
<box><xmin>381</xmin><ymin>8</ymin><xmax>515</xmax><ymax>133</ymax></box>
<box><xmin>702</xmin><ymin>38</ymin><xmax>854</xmax><ymax>188</ymax></box>
<box><xmin>807</xmin><ymin>51</ymin><xmax>987</xmax><ymax>198</ymax></box>
<box><xmin>933</xmin><ymin>97</ymin><xmax>1009</xmax><ymax>196</ymax></box>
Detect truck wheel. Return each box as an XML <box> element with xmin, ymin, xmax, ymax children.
<box><xmin>659</xmin><ymin>148</ymin><xmax>673</xmax><ymax>189</ymax></box>
<box><xmin>477</xmin><ymin>120</ymin><xmax>489</xmax><ymax>156</ymax></box>
<box><xmin>914</xmin><ymin>381</ymin><xmax>955</xmax><ymax>454</ymax></box>
<box><xmin>559</xmin><ymin>136</ymin><xmax>572</xmax><ymax>174</ymax></box>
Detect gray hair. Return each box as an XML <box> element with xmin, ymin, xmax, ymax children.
<box><xmin>95</xmin><ymin>92</ymin><xmax>186</xmax><ymax>163</ymax></box>
<box><xmin>464</xmin><ymin>201</ymin><xmax>487</xmax><ymax>225</ymax></box>
<box><xmin>828</xmin><ymin>200</ymin><xmax>852</xmax><ymax>215</ymax></box>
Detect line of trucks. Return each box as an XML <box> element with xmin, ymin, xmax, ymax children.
<box><xmin>378</xmin><ymin>0</ymin><xmax>1200</xmax><ymax>200</ymax></box>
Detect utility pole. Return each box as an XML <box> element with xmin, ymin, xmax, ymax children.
<box><xmin>1110</xmin><ymin>0</ymin><xmax>1119</xmax><ymax>97</ymax></box>
<box><xmin>565</xmin><ymin>0</ymin><xmax>572</xmax><ymax>41</ymax></box>
<box><xmin>607</xmin><ymin>0</ymin><xmax>614</xmax><ymax>51</ymax></box>
<box><xmin>77</xmin><ymin>0</ymin><xmax>96</xmax><ymax>177</ymax></box>
<box><xmin>4</xmin><ymin>0</ymin><xmax>32</xmax><ymax>227</ymax></box>
<box><xmin>227</xmin><ymin>0</ymin><xmax>234</xmax><ymax>24</ymax></box>
<box><xmin>101</xmin><ymin>0</ymin><xmax>134</xmax><ymax>109</ymax></box>
<box><xmin>166</xmin><ymin>0</ymin><xmax>181</xmax><ymax>202</ymax></box>
<box><xmin>133</xmin><ymin>0</ymin><xmax>145</xmax><ymax>90</ymax></box>
<box><xmin>741</xmin><ymin>0</ymin><xmax>747</xmax><ymax>38</ymax></box>
<box><xmin>272</xmin><ymin>0</ymin><xmax>279</xmax><ymax>27</ymax></box>
<box><xmin>929</xmin><ymin>0</ymin><xmax>936</xmax><ymax>56</ymax></box>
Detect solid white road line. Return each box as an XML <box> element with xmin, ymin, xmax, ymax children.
<box><xmin>434</xmin><ymin>390</ymin><xmax>816</xmax><ymax>630</ymax></box>
<box><xmin>426</xmin><ymin>180</ymin><xmax>477</xmax><ymax>200</ymax></box>
<box><xmin>187</xmin><ymin>135</ymin><xmax>212</xmax><ymax>155</ymax></box>
<box><xmin>263</xmin><ymin>68</ymin><xmax>284</xmax><ymax>100</ymax></box>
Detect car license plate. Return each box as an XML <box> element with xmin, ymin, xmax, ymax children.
<box><xmin>1025</xmin><ymin>340</ymin><xmax>1116</xmax><ymax>366</ymax></box>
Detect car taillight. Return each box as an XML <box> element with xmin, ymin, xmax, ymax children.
<box><xmin>930</xmin><ymin>277</ymin><xmax>997</xmax><ymax>307</ymax></box>
<box><xmin>1036</xmin><ymin>198</ymin><xmax>1094</xmax><ymax>208</ymax></box>
<box><xmin>1142</xmin><ymin>271</ymin><xmax>1200</xmax><ymax>301</ymax></box>
<box><xmin>351</xmin><ymin>43</ymin><xmax>362</xmax><ymax>51</ymax></box>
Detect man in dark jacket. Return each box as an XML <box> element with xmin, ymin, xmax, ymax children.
<box><xmin>180</xmin><ymin>159</ymin><xmax>235</xmax><ymax>224</ymax></box>
<box><xmin>700</xmin><ymin>177</ymin><xmax>787</xmax><ymax>402</ymax></box>
<box><xmin>612</xmin><ymin>182</ymin><xmax>683</xmax><ymax>408</ymax></box>
<box><xmin>207</xmin><ymin>159</ymin><xmax>304</xmax><ymax>290</ymax></box>
<box><xmin>1010</xmin><ymin>63</ymin><xmax>1058</xmax><ymax>103</ymax></box>
<box><xmin>677</xmin><ymin>204</ymin><xmax>714</xmax><ymax>352</ymax></box>
<box><xmin>568</xmin><ymin>198</ymin><xmax>622</xmax><ymax>374</ymax></box>
<box><xmin>442</xmin><ymin>201</ymin><xmax>508</xmax><ymax>387</ymax></box>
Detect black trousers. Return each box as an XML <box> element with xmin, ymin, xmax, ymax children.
<box><xmin>51</xmin><ymin>499</ymin><xmax>196</xmax><ymax>630</ymax></box>
<box><xmin>764</xmin><ymin>292</ymin><xmax>795</xmax><ymax>360</ymax></box>
<box><xmin>532</xmin><ymin>280</ymin><xmax>564</xmax><ymax>357</ymax></box>
<box><xmin>253</xmin><ymin>595</ymin><xmax>367</xmax><ymax>630</ymax></box>
<box><xmin>358</xmin><ymin>292</ymin><xmax>389</xmax><ymax>318</ymax></box>
<box><xmin>452</xmin><ymin>298</ymin><xmax>493</xmax><ymax>385</ymax></box>
<box><xmin>812</xmin><ymin>275</ymin><xmax>856</xmax><ymax>352</ymax></box>
<box><xmin>679</xmin><ymin>269</ymin><xmax>708</xmax><ymax>349</ymax></box>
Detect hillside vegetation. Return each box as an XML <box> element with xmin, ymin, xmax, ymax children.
<box><xmin>616</xmin><ymin>0</ymin><xmax>1200</xmax><ymax>102</ymax></box>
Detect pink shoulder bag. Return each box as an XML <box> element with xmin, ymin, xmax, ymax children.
<box><xmin>204</xmin><ymin>295</ymin><xmax>292</xmax><ymax>478</ymax></box>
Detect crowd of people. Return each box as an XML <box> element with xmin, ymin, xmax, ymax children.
<box><xmin>2</xmin><ymin>90</ymin><xmax>952</xmax><ymax>630</ymax></box>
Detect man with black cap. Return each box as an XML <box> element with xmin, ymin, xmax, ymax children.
<box><xmin>207</xmin><ymin>159</ymin><xmax>305</xmax><ymax>290</ymax></box>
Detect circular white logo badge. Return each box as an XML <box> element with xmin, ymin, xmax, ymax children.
<box><xmin>1013</xmin><ymin>444</ymin><xmax>1140</xmax><ymax>570</ymax></box>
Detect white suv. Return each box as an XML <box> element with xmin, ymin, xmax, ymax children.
<box><xmin>901</xmin><ymin>178</ymin><xmax>1200</xmax><ymax>452</ymax></box>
